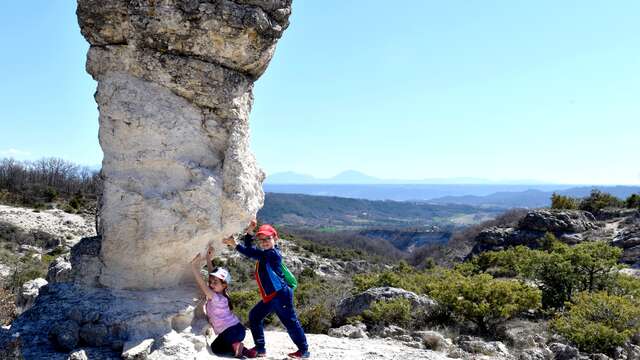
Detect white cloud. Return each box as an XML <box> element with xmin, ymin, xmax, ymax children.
<box><xmin>0</xmin><ymin>148</ymin><xmax>32</xmax><ymax>158</ymax></box>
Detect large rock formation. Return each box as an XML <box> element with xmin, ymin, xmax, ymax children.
<box><xmin>76</xmin><ymin>0</ymin><xmax>291</xmax><ymax>289</ymax></box>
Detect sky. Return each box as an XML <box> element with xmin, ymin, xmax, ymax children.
<box><xmin>0</xmin><ymin>1</ymin><xmax>639</xmax><ymax>185</ymax></box>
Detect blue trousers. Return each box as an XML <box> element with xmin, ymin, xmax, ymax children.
<box><xmin>249</xmin><ymin>286</ymin><xmax>308</xmax><ymax>353</ymax></box>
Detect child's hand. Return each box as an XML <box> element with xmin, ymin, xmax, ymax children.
<box><xmin>207</xmin><ymin>244</ymin><xmax>214</xmax><ymax>260</ymax></box>
<box><xmin>190</xmin><ymin>253</ymin><xmax>202</xmax><ymax>266</ymax></box>
<box><xmin>245</xmin><ymin>218</ymin><xmax>257</xmax><ymax>234</ymax></box>
<box><xmin>222</xmin><ymin>236</ymin><xmax>237</xmax><ymax>247</ymax></box>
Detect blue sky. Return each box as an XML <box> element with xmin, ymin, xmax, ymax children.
<box><xmin>1</xmin><ymin>1</ymin><xmax>639</xmax><ymax>184</ymax></box>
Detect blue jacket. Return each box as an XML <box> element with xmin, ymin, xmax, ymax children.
<box><xmin>236</xmin><ymin>234</ymin><xmax>287</xmax><ymax>302</ymax></box>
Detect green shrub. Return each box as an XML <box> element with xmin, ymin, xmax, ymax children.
<box><xmin>579</xmin><ymin>189</ymin><xmax>624</xmax><ymax>213</ymax></box>
<box><xmin>43</xmin><ymin>187</ymin><xmax>58</xmax><ymax>202</ymax></box>
<box><xmin>466</xmin><ymin>240</ymin><xmax>623</xmax><ymax>309</ymax></box>
<box><xmin>362</xmin><ymin>298</ymin><xmax>412</xmax><ymax>328</ymax></box>
<box><xmin>625</xmin><ymin>194</ymin><xmax>640</xmax><ymax>209</ymax></box>
<box><xmin>298</xmin><ymin>303</ymin><xmax>333</xmax><ymax>334</ymax></box>
<box><xmin>228</xmin><ymin>290</ymin><xmax>265</xmax><ymax>325</ymax></box>
<box><xmin>426</xmin><ymin>270</ymin><xmax>541</xmax><ymax>333</ymax></box>
<box><xmin>551</xmin><ymin>193</ymin><xmax>579</xmax><ymax>210</ymax></box>
<box><xmin>551</xmin><ymin>292</ymin><xmax>640</xmax><ymax>354</ymax></box>
<box><xmin>69</xmin><ymin>196</ymin><xmax>82</xmax><ymax>210</ymax></box>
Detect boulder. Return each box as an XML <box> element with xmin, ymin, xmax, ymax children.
<box><xmin>517</xmin><ymin>346</ymin><xmax>553</xmax><ymax>360</ymax></box>
<box><xmin>457</xmin><ymin>338</ymin><xmax>510</xmax><ymax>357</ymax></box>
<box><xmin>335</xmin><ymin>287</ymin><xmax>438</xmax><ymax>324</ymax></box>
<box><xmin>612</xmin><ymin>225</ymin><xmax>640</xmax><ymax>266</ymax></box>
<box><xmin>379</xmin><ymin>325</ymin><xmax>408</xmax><ymax>338</ymax></box>
<box><xmin>47</xmin><ymin>256</ymin><xmax>73</xmax><ymax>283</ymax></box>
<box><xmin>122</xmin><ymin>338</ymin><xmax>154</xmax><ymax>360</ymax></box>
<box><xmin>596</xmin><ymin>208</ymin><xmax>640</xmax><ymax>221</ymax></box>
<box><xmin>67</xmin><ymin>349</ymin><xmax>88</xmax><ymax>360</ymax></box>
<box><xmin>519</xmin><ymin>210</ymin><xmax>598</xmax><ymax>234</ymax></box>
<box><xmin>327</xmin><ymin>323</ymin><xmax>368</xmax><ymax>339</ymax></box>
<box><xmin>15</xmin><ymin>278</ymin><xmax>48</xmax><ymax>314</ymax></box>
<box><xmin>548</xmin><ymin>342</ymin><xmax>580</xmax><ymax>360</ymax></box>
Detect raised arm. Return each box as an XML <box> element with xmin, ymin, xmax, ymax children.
<box><xmin>206</xmin><ymin>244</ymin><xmax>214</xmax><ymax>273</ymax></box>
<box><xmin>190</xmin><ymin>254</ymin><xmax>213</xmax><ymax>300</ymax></box>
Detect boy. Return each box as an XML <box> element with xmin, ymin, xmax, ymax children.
<box><xmin>222</xmin><ymin>220</ymin><xmax>310</xmax><ymax>359</ymax></box>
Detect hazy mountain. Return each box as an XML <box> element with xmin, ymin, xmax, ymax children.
<box><xmin>429</xmin><ymin>186</ymin><xmax>640</xmax><ymax>209</ymax></box>
<box><xmin>265</xmin><ymin>170</ymin><xmax>552</xmax><ymax>185</ymax></box>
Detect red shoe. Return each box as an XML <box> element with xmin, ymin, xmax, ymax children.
<box><xmin>232</xmin><ymin>342</ymin><xmax>244</xmax><ymax>358</ymax></box>
<box><xmin>244</xmin><ymin>347</ymin><xmax>266</xmax><ymax>358</ymax></box>
<box><xmin>288</xmin><ymin>350</ymin><xmax>311</xmax><ymax>359</ymax></box>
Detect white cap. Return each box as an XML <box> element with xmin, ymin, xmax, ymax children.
<box><xmin>209</xmin><ymin>267</ymin><xmax>231</xmax><ymax>284</ymax></box>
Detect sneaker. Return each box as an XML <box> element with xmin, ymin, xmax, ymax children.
<box><xmin>243</xmin><ymin>347</ymin><xmax>266</xmax><ymax>358</ymax></box>
<box><xmin>287</xmin><ymin>350</ymin><xmax>311</xmax><ymax>359</ymax></box>
<box><xmin>232</xmin><ymin>342</ymin><xmax>244</xmax><ymax>358</ymax></box>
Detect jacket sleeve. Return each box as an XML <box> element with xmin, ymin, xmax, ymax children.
<box><xmin>235</xmin><ymin>244</ymin><xmax>263</xmax><ymax>260</ymax></box>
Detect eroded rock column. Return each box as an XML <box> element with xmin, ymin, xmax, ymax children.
<box><xmin>77</xmin><ymin>0</ymin><xmax>291</xmax><ymax>289</ymax></box>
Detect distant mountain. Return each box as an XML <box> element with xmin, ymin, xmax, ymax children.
<box><xmin>263</xmin><ymin>183</ymin><xmax>575</xmax><ymax>202</ymax></box>
<box><xmin>429</xmin><ymin>185</ymin><xmax>640</xmax><ymax>209</ymax></box>
<box><xmin>265</xmin><ymin>170</ymin><xmax>552</xmax><ymax>185</ymax></box>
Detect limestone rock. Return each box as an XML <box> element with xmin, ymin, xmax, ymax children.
<box><xmin>519</xmin><ymin>210</ymin><xmax>598</xmax><ymax>234</ymax></box>
<box><xmin>612</xmin><ymin>224</ymin><xmax>640</xmax><ymax>266</ymax></box>
<box><xmin>457</xmin><ymin>338</ymin><xmax>510</xmax><ymax>357</ymax></box>
<box><xmin>328</xmin><ymin>323</ymin><xmax>368</xmax><ymax>339</ymax></box>
<box><xmin>47</xmin><ymin>255</ymin><xmax>73</xmax><ymax>283</ymax></box>
<box><xmin>15</xmin><ymin>277</ymin><xmax>48</xmax><ymax>314</ymax></box>
<box><xmin>548</xmin><ymin>342</ymin><xmax>580</xmax><ymax>360</ymax></box>
<box><xmin>122</xmin><ymin>338</ymin><xmax>154</xmax><ymax>360</ymax></box>
<box><xmin>67</xmin><ymin>349</ymin><xmax>89</xmax><ymax>360</ymax></box>
<box><xmin>76</xmin><ymin>0</ymin><xmax>291</xmax><ymax>289</ymax></box>
<box><xmin>335</xmin><ymin>287</ymin><xmax>438</xmax><ymax>324</ymax></box>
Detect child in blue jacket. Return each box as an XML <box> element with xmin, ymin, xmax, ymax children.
<box><xmin>223</xmin><ymin>220</ymin><xmax>309</xmax><ymax>359</ymax></box>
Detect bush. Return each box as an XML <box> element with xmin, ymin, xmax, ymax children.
<box><xmin>551</xmin><ymin>193</ymin><xmax>579</xmax><ymax>210</ymax></box>
<box><xmin>426</xmin><ymin>270</ymin><xmax>541</xmax><ymax>333</ymax></box>
<box><xmin>579</xmin><ymin>189</ymin><xmax>624</xmax><ymax>214</ymax></box>
<box><xmin>551</xmin><ymin>292</ymin><xmax>640</xmax><ymax>354</ymax></box>
<box><xmin>228</xmin><ymin>290</ymin><xmax>266</xmax><ymax>326</ymax></box>
<box><xmin>298</xmin><ymin>303</ymin><xmax>333</xmax><ymax>334</ymax></box>
<box><xmin>465</xmin><ymin>240</ymin><xmax>623</xmax><ymax>309</ymax></box>
<box><xmin>626</xmin><ymin>194</ymin><xmax>640</xmax><ymax>209</ymax></box>
<box><xmin>362</xmin><ymin>298</ymin><xmax>412</xmax><ymax>328</ymax></box>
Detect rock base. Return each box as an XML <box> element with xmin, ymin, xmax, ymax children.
<box><xmin>4</xmin><ymin>283</ymin><xmax>211</xmax><ymax>359</ymax></box>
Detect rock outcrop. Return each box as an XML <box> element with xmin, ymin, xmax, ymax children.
<box><xmin>335</xmin><ymin>287</ymin><xmax>438</xmax><ymax>324</ymax></box>
<box><xmin>471</xmin><ymin>209</ymin><xmax>600</xmax><ymax>254</ymax></box>
<box><xmin>77</xmin><ymin>0</ymin><xmax>291</xmax><ymax>289</ymax></box>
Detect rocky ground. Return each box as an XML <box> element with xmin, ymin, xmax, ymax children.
<box><xmin>0</xmin><ymin>204</ymin><xmax>95</xmax><ymax>249</ymax></box>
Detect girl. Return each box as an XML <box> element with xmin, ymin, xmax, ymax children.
<box><xmin>190</xmin><ymin>247</ymin><xmax>247</xmax><ymax>358</ymax></box>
